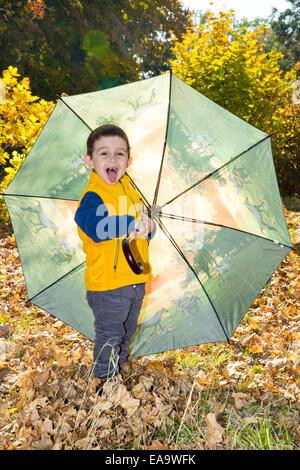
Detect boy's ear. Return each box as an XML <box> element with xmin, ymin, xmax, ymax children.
<box><xmin>83</xmin><ymin>154</ymin><xmax>94</xmax><ymax>169</ymax></box>
<box><xmin>127</xmin><ymin>157</ymin><xmax>133</xmax><ymax>167</ymax></box>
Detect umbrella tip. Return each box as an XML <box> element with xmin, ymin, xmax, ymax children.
<box><xmin>57</xmin><ymin>93</ymin><xmax>69</xmax><ymax>100</ymax></box>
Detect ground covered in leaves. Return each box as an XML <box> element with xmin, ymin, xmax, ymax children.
<box><xmin>0</xmin><ymin>211</ymin><xmax>299</xmax><ymax>450</ymax></box>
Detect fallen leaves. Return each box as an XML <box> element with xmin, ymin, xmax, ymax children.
<box><xmin>206</xmin><ymin>413</ymin><xmax>224</xmax><ymax>449</ymax></box>
<box><xmin>242</xmin><ymin>333</ymin><xmax>264</xmax><ymax>354</ymax></box>
<box><xmin>0</xmin><ymin>211</ymin><xmax>299</xmax><ymax>450</ymax></box>
<box><xmin>98</xmin><ymin>381</ymin><xmax>140</xmax><ymax>417</ymax></box>
<box><xmin>146</xmin><ymin>439</ymin><xmax>169</xmax><ymax>450</ymax></box>
<box><xmin>232</xmin><ymin>392</ymin><xmax>256</xmax><ymax>410</ymax></box>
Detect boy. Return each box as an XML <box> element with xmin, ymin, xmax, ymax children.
<box><xmin>74</xmin><ymin>124</ymin><xmax>155</xmax><ymax>391</ymax></box>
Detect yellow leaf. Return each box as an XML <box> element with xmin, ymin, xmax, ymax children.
<box><xmin>248</xmin><ymin>344</ymin><xmax>264</xmax><ymax>354</ymax></box>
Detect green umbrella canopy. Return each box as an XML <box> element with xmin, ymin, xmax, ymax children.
<box><xmin>3</xmin><ymin>72</ymin><xmax>293</xmax><ymax>357</ymax></box>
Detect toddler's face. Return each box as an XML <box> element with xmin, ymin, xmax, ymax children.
<box><xmin>84</xmin><ymin>135</ymin><xmax>132</xmax><ymax>185</ymax></box>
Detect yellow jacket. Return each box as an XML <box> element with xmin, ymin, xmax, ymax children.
<box><xmin>75</xmin><ymin>171</ymin><xmax>153</xmax><ymax>291</ymax></box>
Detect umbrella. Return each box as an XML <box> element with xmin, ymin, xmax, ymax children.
<box><xmin>3</xmin><ymin>71</ymin><xmax>293</xmax><ymax>357</ymax></box>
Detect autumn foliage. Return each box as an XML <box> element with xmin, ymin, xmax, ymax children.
<box><xmin>0</xmin><ymin>0</ymin><xmax>190</xmax><ymax>100</ymax></box>
<box><xmin>171</xmin><ymin>11</ymin><xmax>300</xmax><ymax>196</ymax></box>
<box><xmin>27</xmin><ymin>0</ymin><xmax>46</xmax><ymax>19</ymax></box>
<box><xmin>0</xmin><ymin>66</ymin><xmax>54</xmax><ymax>220</ymax></box>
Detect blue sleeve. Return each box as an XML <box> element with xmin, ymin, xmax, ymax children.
<box><xmin>74</xmin><ymin>192</ymin><xmax>134</xmax><ymax>243</ymax></box>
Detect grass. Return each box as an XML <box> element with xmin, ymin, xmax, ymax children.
<box><xmin>228</xmin><ymin>415</ymin><xmax>295</xmax><ymax>450</ymax></box>
<box><xmin>174</xmin><ymin>344</ymin><xmax>233</xmax><ymax>373</ymax></box>
<box><xmin>148</xmin><ymin>386</ymin><xmax>297</xmax><ymax>450</ymax></box>
<box><xmin>148</xmin><ymin>342</ymin><xmax>299</xmax><ymax>450</ymax></box>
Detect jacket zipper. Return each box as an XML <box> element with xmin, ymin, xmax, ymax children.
<box><xmin>113</xmin><ymin>180</ymin><xmax>139</xmax><ymax>273</ymax></box>
<box><xmin>113</xmin><ymin>238</ymin><xmax>120</xmax><ymax>272</ymax></box>
<box><xmin>119</xmin><ymin>180</ymin><xmax>138</xmax><ymax>218</ymax></box>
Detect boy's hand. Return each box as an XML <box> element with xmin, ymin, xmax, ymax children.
<box><xmin>134</xmin><ymin>212</ymin><xmax>154</xmax><ymax>238</ymax></box>
<box><xmin>141</xmin><ymin>212</ymin><xmax>154</xmax><ymax>234</ymax></box>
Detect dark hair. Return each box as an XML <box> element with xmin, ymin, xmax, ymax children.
<box><xmin>86</xmin><ymin>124</ymin><xmax>131</xmax><ymax>157</ymax></box>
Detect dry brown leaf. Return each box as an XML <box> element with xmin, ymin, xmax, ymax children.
<box><xmin>116</xmin><ymin>426</ymin><xmax>128</xmax><ymax>440</ymax></box>
<box><xmin>55</xmin><ymin>350</ymin><xmax>70</xmax><ymax>367</ymax></box>
<box><xmin>75</xmin><ymin>437</ymin><xmax>90</xmax><ymax>450</ymax></box>
<box><xmin>97</xmin><ymin>397</ymin><xmax>114</xmax><ymax>412</ymax></box>
<box><xmin>131</xmin><ymin>382</ymin><xmax>148</xmax><ymax>399</ymax></box>
<box><xmin>98</xmin><ymin>429</ymin><xmax>111</xmax><ymax>439</ymax></box>
<box><xmin>232</xmin><ymin>392</ymin><xmax>249</xmax><ymax>410</ymax></box>
<box><xmin>223</xmin><ymin>361</ymin><xmax>245</xmax><ymax>380</ymax></box>
<box><xmin>0</xmin><ymin>339</ymin><xmax>11</xmax><ymax>361</ymax></box>
<box><xmin>139</xmin><ymin>375</ymin><xmax>154</xmax><ymax>390</ymax></box>
<box><xmin>153</xmin><ymin>392</ymin><xmax>172</xmax><ymax>415</ymax></box>
<box><xmin>0</xmin><ymin>323</ymin><xmax>13</xmax><ymax>338</ymax></box>
<box><xmin>243</xmin><ymin>333</ymin><xmax>264</xmax><ymax>354</ymax></box>
<box><xmin>18</xmin><ymin>425</ymin><xmax>34</xmax><ymax>443</ymax></box>
<box><xmin>32</xmin><ymin>368</ymin><xmax>51</xmax><ymax>388</ymax></box>
<box><xmin>195</xmin><ymin>369</ymin><xmax>207</xmax><ymax>385</ymax></box>
<box><xmin>248</xmin><ymin>343</ymin><xmax>264</xmax><ymax>354</ymax></box>
<box><xmin>206</xmin><ymin>413</ymin><xmax>224</xmax><ymax>449</ymax></box>
<box><xmin>146</xmin><ymin>440</ymin><xmax>169</xmax><ymax>450</ymax></box>
<box><xmin>40</xmin><ymin>418</ymin><xmax>54</xmax><ymax>435</ymax></box>
<box><xmin>16</xmin><ymin>374</ymin><xmax>35</xmax><ymax>402</ymax></box>
<box><xmin>96</xmin><ymin>415</ymin><xmax>112</xmax><ymax>429</ymax></box>
<box><xmin>143</xmin><ymin>359</ymin><xmax>167</xmax><ymax>377</ymax></box>
<box><xmin>119</xmin><ymin>384</ymin><xmax>140</xmax><ymax>417</ymax></box>
<box><xmin>266</xmin><ymin>357</ymin><xmax>288</xmax><ymax>371</ymax></box>
<box><xmin>31</xmin><ymin>433</ymin><xmax>53</xmax><ymax>450</ymax></box>
<box><xmin>30</xmin><ymin>396</ymin><xmax>49</xmax><ymax>409</ymax></box>
<box><xmin>140</xmin><ymin>403</ymin><xmax>159</xmax><ymax>424</ymax></box>
<box><xmin>213</xmin><ymin>402</ymin><xmax>225</xmax><ymax>417</ymax></box>
<box><xmin>98</xmin><ymin>382</ymin><xmax>140</xmax><ymax>417</ymax></box>
<box><xmin>0</xmin><ymin>402</ymin><xmax>10</xmax><ymax>420</ymax></box>
<box><xmin>130</xmin><ymin>416</ymin><xmax>143</xmax><ymax>434</ymax></box>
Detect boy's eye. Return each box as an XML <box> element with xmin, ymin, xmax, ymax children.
<box><xmin>98</xmin><ymin>151</ymin><xmax>126</xmax><ymax>159</ymax></box>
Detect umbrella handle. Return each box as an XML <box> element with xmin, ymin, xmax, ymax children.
<box><xmin>122</xmin><ymin>235</ymin><xmax>144</xmax><ymax>274</ymax></box>
<box><xmin>122</xmin><ymin>204</ymin><xmax>153</xmax><ymax>275</ymax></box>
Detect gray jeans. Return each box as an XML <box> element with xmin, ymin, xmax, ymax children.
<box><xmin>86</xmin><ymin>283</ymin><xmax>146</xmax><ymax>378</ymax></box>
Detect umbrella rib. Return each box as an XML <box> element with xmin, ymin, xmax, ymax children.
<box><xmin>125</xmin><ymin>172</ymin><xmax>151</xmax><ymax>209</ymax></box>
<box><xmin>57</xmin><ymin>96</ymin><xmax>93</xmax><ymax>131</ymax></box>
<box><xmin>2</xmin><ymin>193</ymin><xmax>79</xmax><ymax>201</ymax></box>
<box><xmin>160</xmin><ymin>133</ymin><xmax>273</xmax><ymax>210</ymax></box>
<box><xmin>157</xmin><ymin>217</ymin><xmax>230</xmax><ymax>343</ymax></box>
<box><xmin>160</xmin><ymin>212</ymin><xmax>294</xmax><ymax>250</ymax></box>
<box><xmin>152</xmin><ymin>70</ymin><xmax>173</xmax><ymax>206</ymax></box>
<box><xmin>28</xmin><ymin>261</ymin><xmax>85</xmax><ymax>303</ymax></box>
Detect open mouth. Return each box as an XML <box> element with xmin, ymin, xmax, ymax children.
<box><xmin>106</xmin><ymin>167</ymin><xmax>118</xmax><ymax>183</ymax></box>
